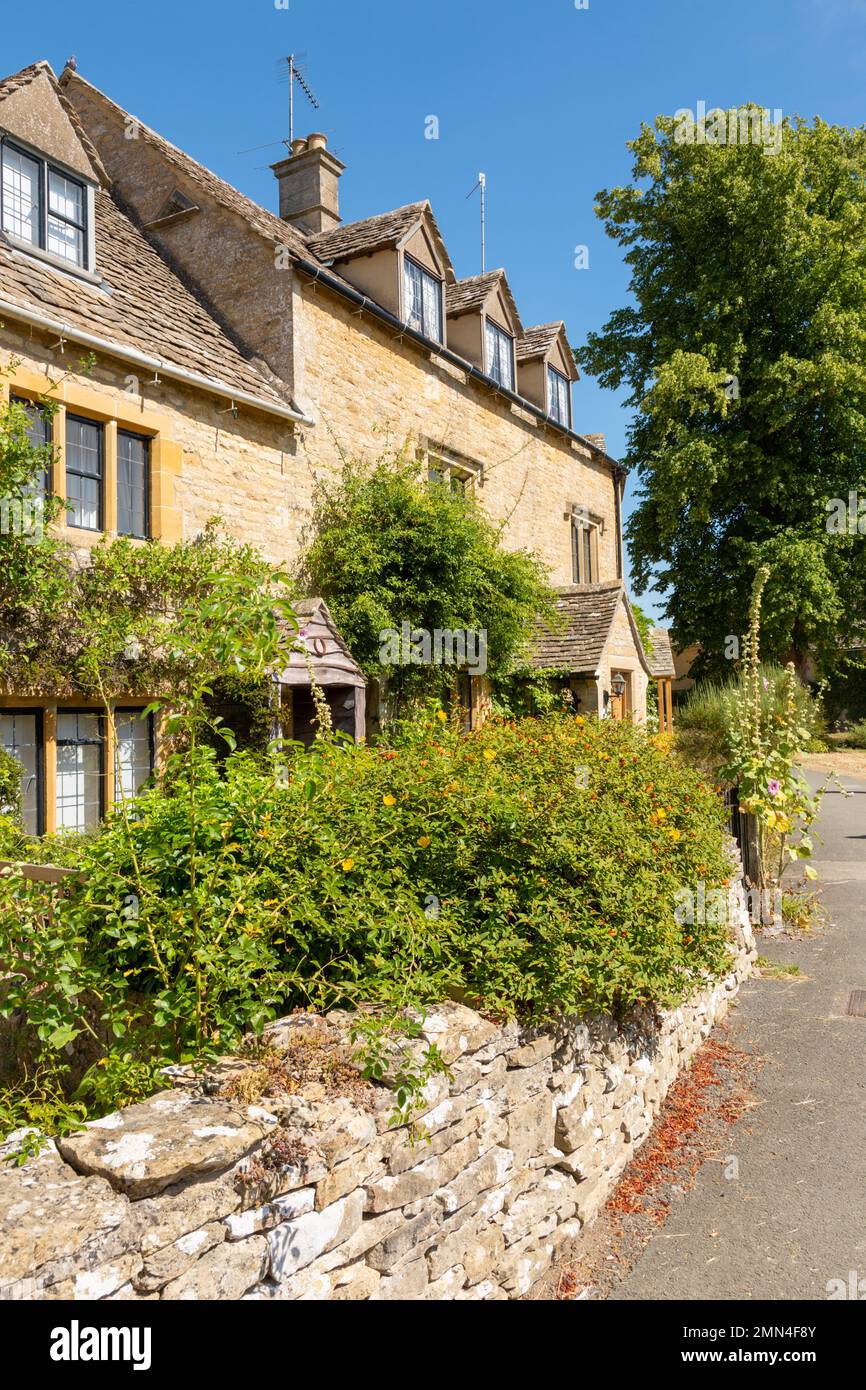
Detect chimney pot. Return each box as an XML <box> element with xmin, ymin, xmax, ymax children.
<box><xmin>271</xmin><ymin>137</ymin><xmax>345</xmax><ymax>235</ymax></box>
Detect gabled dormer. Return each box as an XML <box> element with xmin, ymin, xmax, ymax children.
<box><xmin>516</xmin><ymin>322</ymin><xmax>579</xmax><ymax>428</ymax></box>
<box><xmin>302</xmin><ymin>187</ymin><xmax>455</xmax><ymax>346</ymax></box>
<box><xmin>0</xmin><ymin>62</ymin><xmax>103</xmax><ymax>276</ymax></box>
<box><xmin>445</xmin><ymin>270</ymin><xmax>523</xmax><ymax>391</ymax></box>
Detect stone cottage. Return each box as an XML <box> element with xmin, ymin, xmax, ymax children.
<box><xmin>0</xmin><ymin>59</ymin><xmax>654</xmax><ymax>832</ymax></box>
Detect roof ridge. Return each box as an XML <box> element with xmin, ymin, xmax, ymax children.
<box><xmin>59</xmin><ymin>68</ymin><xmax>317</xmax><ymax>264</ymax></box>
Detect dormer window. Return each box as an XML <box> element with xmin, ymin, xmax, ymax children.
<box><xmin>485</xmin><ymin>319</ymin><xmax>514</xmax><ymax>390</ymax></box>
<box><xmin>547</xmin><ymin>366</ymin><xmax>571</xmax><ymax>427</ymax></box>
<box><xmin>1</xmin><ymin>140</ymin><xmax>88</xmax><ymax>270</ymax></box>
<box><xmin>403</xmin><ymin>255</ymin><xmax>443</xmax><ymax>342</ymax></box>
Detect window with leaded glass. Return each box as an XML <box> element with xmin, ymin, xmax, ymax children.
<box><xmin>484</xmin><ymin>319</ymin><xmax>514</xmax><ymax>390</ymax></box>
<box><xmin>56</xmin><ymin>711</ymin><xmax>103</xmax><ymax>832</ymax></box>
<box><xmin>1</xmin><ymin>141</ymin><xmax>88</xmax><ymax>269</ymax></box>
<box><xmin>114</xmin><ymin>710</ymin><xmax>154</xmax><ymax>803</ymax></box>
<box><xmin>547</xmin><ymin>366</ymin><xmax>570</xmax><ymax>426</ymax></box>
<box><xmin>117</xmin><ymin>431</ymin><xmax>149</xmax><ymax>538</ymax></box>
<box><xmin>11</xmin><ymin>396</ymin><xmax>51</xmax><ymax>495</ymax></box>
<box><xmin>0</xmin><ymin>711</ymin><xmax>41</xmax><ymax>835</ymax></box>
<box><xmin>65</xmin><ymin>416</ymin><xmax>103</xmax><ymax>531</ymax></box>
<box><xmin>403</xmin><ymin>256</ymin><xmax>443</xmax><ymax>342</ymax></box>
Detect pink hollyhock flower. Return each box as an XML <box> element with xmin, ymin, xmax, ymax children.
<box><xmin>768</xmin><ymin>778</ymin><xmax>781</xmax><ymax>797</ymax></box>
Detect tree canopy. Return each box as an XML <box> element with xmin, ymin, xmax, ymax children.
<box><xmin>300</xmin><ymin>455</ymin><xmax>557</xmax><ymax>701</ymax></box>
<box><xmin>576</xmin><ymin>107</ymin><xmax>866</xmax><ymax>678</ymax></box>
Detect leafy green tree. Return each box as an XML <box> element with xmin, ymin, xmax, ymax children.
<box><xmin>576</xmin><ymin>108</ymin><xmax>866</xmax><ymax>678</ymax></box>
<box><xmin>0</xmin><ymin>391</ymin><xmax>68</xmax><ymax>685</ymax></box>
<box><xmin>300</xmin><ymin>455</ymin><xmax>557</xmax><ymax>703</ymax></box>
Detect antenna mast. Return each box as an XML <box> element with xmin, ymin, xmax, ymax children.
<box><xmin>466</xmin><ymin>172</ymin><xmax>487</xmax><ymax>273</ymax></box>
<box><xmin>283</xmin><ymin>54</ymin><xmax>320</xmax><ymax>147</ymax></box>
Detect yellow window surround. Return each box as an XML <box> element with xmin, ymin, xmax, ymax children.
<box><xmin>0</xmin><ymin>696</ymin><xmax>160</xmax><ymax>836</ymax></box>
<box><xmin>2</xmin><ymin>367</ymin><xmax>182</xmax><ymax>544</ymax></box>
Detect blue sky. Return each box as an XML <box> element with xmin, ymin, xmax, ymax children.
<box><xmin>8</xmin><ymin>0</ymin><xmax>866</xmax><ymax>616</ymax></box>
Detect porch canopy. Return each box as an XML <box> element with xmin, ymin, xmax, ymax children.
<box><xmin>646</xmin><ymin>626</ymin><xmax>676</xmax><ymax>734</ymax></box>
<box><xmin>530</xmin><ymin>580</ymin><xmax>652</xmax><ymax>721</ymax></box>
<box><xmin>275</xmin><ymin>597</ymin><xmax>366</xmax><ymax>744</ymax></box>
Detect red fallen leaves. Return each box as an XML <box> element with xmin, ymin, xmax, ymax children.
<box><xmin>607</xmin><ymin>1039</ymin><xmax>754</xmax><ymax>1225</ymax></box>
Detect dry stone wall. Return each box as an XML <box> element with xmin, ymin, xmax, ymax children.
<box><xmin>0</xmin><ymin>913</ymin><xmax>755</xmax><ymax>1302</ymax></box>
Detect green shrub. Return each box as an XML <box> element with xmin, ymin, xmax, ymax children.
<box><xmin>0</xmin><ymin>712</ymin><xmax>734</xmax><ymax>1135</ymax></box>
<box><xmin>676</xmin><ymin>663</ymin><xmax>824</xmax><ymax>778</ymax></box>
<box><xmin>0</xmin><ymin>748</ymin><xmax>22</xmax><ymax>825</ymax></box>
<box><xmin>842</xmin><ymin>719</ymin><xmax>866</xmax><ymax>750</ymax></box>
<box><xmin>300</xmin><ymin>455</ymin><xmax>557</xmax><ymax>704</ymax></box>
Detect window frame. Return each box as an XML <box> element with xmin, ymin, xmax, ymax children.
<box><xmin>10</xmin><ymin>394</ymin><xmax>52</xmax><ymax>495</ymax></box>
<box><xmin>0</xmin><ymin>138</ymin><xmax>89</xmax><ymax>271</ymax></box>
<box><xmin>55</xmin><ymin>709</ymin><xmax>105</xmax><ymax>832</ymax></box>
<box><xmin>116</xmin><ymin>429</ymin><xmax>151</xmax><ymax>539</ymax></box>
<box><xmin>65</xmin><ymin>414</ymin><xmax>104</xmax><ymax>532</ymax></box>
<box><xmin>571</xmin><ymin>511</ymin><xmax>600</xmax><ymax>585</ymax></box>
<box><xmin>402</xmin><ymin>254</ymin><xmax>444</xmax><ymax>343</ymax></box>
<box><xmin>113</xmin><ymin>707</ymin><xmax>156</xmax><ymax>804</ymax></box>
<box><xmin>484</xmin><ymin>317</ymin><xmax>515</xmax><ymax>391</ymax></box>
<box><xmin>0</xmin><ymin>708</ymin><xmax>45</xmax><ymax>837</ymax></box>
<box><xmin>547</xmin><ymin>364</ymin><xmax>571</xmax><ymax>427</ymax></box>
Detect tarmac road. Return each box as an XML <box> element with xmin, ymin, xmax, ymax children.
<box><xmin>610</xmin><ymin>772</ymin><xmax>866</xmax><ymax>1301</ymax></box>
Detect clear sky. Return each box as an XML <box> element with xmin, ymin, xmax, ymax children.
<box><xmin>7</xmin><ymin>0</ymin><xmax>866</xmax><ymax>616</ymax></box>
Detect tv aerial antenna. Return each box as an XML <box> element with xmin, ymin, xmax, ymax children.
<box><xmin>466</xmin><ymin>172</ymin><xmax>487</xmax><ymax>274</ymax></box>
<box><xmin>279</xmin><ymin>54</ymin><xmax>320</xmax><ymax>148</ymax></box>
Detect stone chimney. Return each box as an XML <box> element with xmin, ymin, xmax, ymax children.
<box><xmin>271</xmin><ymin>134</ymin><xmax>345</xmax><ymax>234</ymax></box>
<box><xmin>582</xmin><ymin>433</ymin><xmax>607</xmax><ymax>455</ymax></box>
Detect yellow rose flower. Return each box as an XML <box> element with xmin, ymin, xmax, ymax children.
<box><xmin>667</xmin><ymin>828</ymin><xmax>681</xmax><ymax>842</ymax></box>
<box><xmin>341</xmin><ymin>858</ymin><xmax>355</xmax><ymax>872</ymax></box>
<box><xmin>383</xmin><ymin>794</ymin><xmax>396</xmax><ymax>807</ymax></box>
<box><xmin>436</xmin><ymin>710</ymin><xmax>448</xmax><ymax>723</ymax></box>
<box><xmin>417</xmin><ymin>835</ymin><xmax>431</xmax><ymax>848</ymax></box>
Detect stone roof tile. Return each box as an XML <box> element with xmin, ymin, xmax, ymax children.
<box><xmin>0</xmin><ymin>190</ymin><xmax>289</xmax><ymax>407</ymax></box>
<box><xmin>531</xmin><ymin>582</ymin><xmax>625</xmax><ymax>673</ymax></box>
<box><xmin>646</xmin><ymin>627</ymin><xmax>677</xmax><ymax>678</ymax></box>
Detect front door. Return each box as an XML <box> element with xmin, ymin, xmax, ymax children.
<box><xmin>610</xmin><ymin>673</ymin><xmax>629</xmax><ymax>721</ymax></box>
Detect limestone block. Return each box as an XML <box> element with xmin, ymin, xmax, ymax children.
<box><xmin>367</xmin><ymin>1130</ymin><xmax>489</xmax><ymax>1213</ymax></box>
<box><xmin>56</xmin><ymin>1092</ymin><xmax>277</xmax><ymax>1198</ymax></box>
<box><xmin>418</xmin><ymin>1002</ymin><xmax>499</xmax><ymax>1064</ymax></box>
<box><xmin>506</xmin><ymin>1092</ymin><xmax>556</xmax><ymax>1168</ymax></box>
<box><xmin>435</xmin><ymin>1142</ymin><xmax>513</xmax><ymax>1216</ymax></box>
<box><xmin>224</xmin><ymin>1187</ymin><xmax>315</xmax><ymax>1240</ymax></box>
<box><xmin>162</xmin><ymin>1235</ymin><xmax>268</xmax><ymax>1300</ymax></box>
<box><xmin>135</xmin><ymin>1222</ymin><xmax>225</xmax><ymax>1293</ymax></box>
<box><xmin>0</xmin><ymin>1147</ymin><xmax>138</xmax><ymax>1295</ymax></box>
<box><xmin>373</xmin><ymin>1254</ymin><xmax>430</xmax><ymax>1300</ymax></box>
<box><xmin>366</xmin><ymin>1211</ymin><xmax>437</xmax><ymax>1271</ymax></box>
<box><xmin>426</xmin><ymin>1265</ymin><xmax>468</xmax><ymax>1299</ymax></box>
<box><xmin>505</xmin><ymin>1035</ymin><xmax>556</xmax><ymax>1069</ymax></box>
<box><xmin>268</xmin><ymin>1189</ymin><xmax>365</xmax><ymax>1280</ymax></box>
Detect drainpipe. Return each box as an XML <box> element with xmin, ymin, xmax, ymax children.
<box><xmin>613</xmin><ymin>470</ymin><xmax>625</xmax><ymax>580</ymax></box>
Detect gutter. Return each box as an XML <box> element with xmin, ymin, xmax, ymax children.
<box><xmin>292</xmin><ymin>257</ymin><xmax>623</xmax><ymax>470</ymax></box>
<box><xmin>0</xmin><ymin>296</ymin><xmax>315</xmax><ymax>427</ymax></box>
